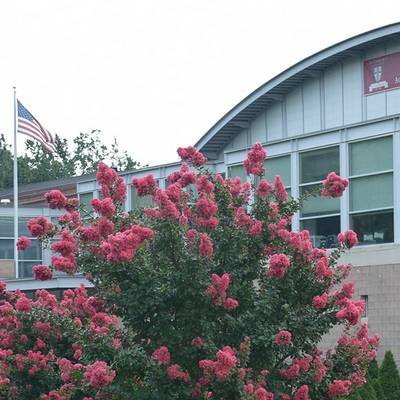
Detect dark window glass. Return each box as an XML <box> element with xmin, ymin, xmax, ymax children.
<box><xmin>300</xmin><ymin>147</ymin><xmax>339</xmax><ymax>184</ymax></box>
<box><xmin>19</xmin><ymin>239</ymin><xmax>42</xmax><ymax>261</ymax></box>
<box><xmin>19</xmin><ymin>261</ymin><xmax>38</xmax><ymax>279</ymax></box>
<box><xmin>361</xmin><ymin>295</ymin><xmax>368</xmax><ymax>318</ymax></box>
<box><xmin>0</xmin><ymin>239</ymin><xmax>14</xmax><ymax>259</ymax></box>
<box><xmin>351</xmin><ymin>210</ymin><xmax>394</xmax><ymax>245</ymax></box>
<box><xmin>0</xmin><ymin>217</ymin><xmax>13</xmax><ymax>237</ymax></box>
<box><xmin>301</xmin><ymin>215</ymin><xmax>341</xmax><ymax>248</ymax></box>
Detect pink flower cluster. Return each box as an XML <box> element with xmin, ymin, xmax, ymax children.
<box><xmin>84</xmin><ymin>361</ymin><xmax>116</xmax><ymax>387</ymax></box>
<box><xmin>27</xmin><ymin>216</ymin><xmax>54</xmax><ymax>238</ymax></box>
<box><xmin>97</xmin><ymin>162</ymin><xmax>127</xmax><ymax>203</ymax></box>
<box><xmin>321</xmin><ymin>172</ymin><xmax>349</xmax><ymax>198</ymax></box>
<box><xmin>274</xmin><ymin>175</ymin><xmax>288</xmax><ymax>202</ymax></box>
<box><xmin>199</xmin><ymin>346</ymin><xmax>238</xmax><ymax>381</ymax></box>
<box><xmin>91</xmin><ymin>197</ymin><xmax>116</xmax><ymax>217</ymax></box>
<box><xmin>267</xmin><ymin>253</ymin><xmax>290</xmax><ymax>279</ymax></box>
<box><xmin>199</xmin><ymin>233</ymin><xmax>213</xmax><ymax>258</ymax></box>
<box><xmin>16</xmin><ymin>236</ymin><xmax>30</xmax><ymax>251</ymax></box>
<box><xmin>206</xmin><ymin>273</ymin><xmax>239</xmax><ymax>310</ymax></box>
<box><xmin>44</xmin><ymin>190</ymin><xmax>67</xmax><ymax>209</ymax></box>
<box><xmin>243</xmin><ymin>143</ymin><xmax>266</xmax><ymax>176</ymax></box>
<box><xmin>177</xmin><ymin>146</ymin><xmax>207</xmax><ymax>167</ymax></box>
<box><xmin>100</xmin><ymin>225</ymin><xmax>154</xmax><ymax>263</ymax></box>
<box><xmin>151</xmin><ymin>346</ymin><xmax>171</xmax><ymax>365</ymax></box>
<box><xmin>327</xmin><ymin>380</ymin><xmax>352</xmax><ymax>398</ymax></box>
<box><xmin>275</xmin><ymin>330</ymin><xmax>292</xmax><ymax>346</ymax></box>
<box><xmin>132</xmin><ymin>174</ymin><xmax>158</xmax><ymax>197</ymax></box>
<box><xmin>337</xmin><ymin>230</ymin><xmax>358</xmax><ymax>248</ymax></box>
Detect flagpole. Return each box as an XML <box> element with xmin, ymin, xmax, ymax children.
<box><xmin>13</xmin><ymin>87</ymin><xmax>19</xmax><ymax>279</ymax></box>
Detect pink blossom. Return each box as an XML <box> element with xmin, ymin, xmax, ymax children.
<box><xmin>96</xmin><ymin>162</ymin><xmax>118</xmax><ymax>186</ymax></box>
<box><xmin>327</xmin><ymin>380</ymin><xmax>351</xmax><ymax>398</ymax></box>
<box><xmin>27</xmin><ymin>217</ymin><xmax>53</xmax><ymax>238</ymax></box>
<box><xmin>312</xmin><ymin>293</ymin><xmax>328</xmax><ymax>309</ymax></box>
<box><xmin>151</xmin><ymin>346</ymin><xmax>171</xmax><ymax>365</ymax></box>
<box><xmin>132</xmin><ymin>174</ymin><xmax>158</xmax><ymax>196</ymax></box>
<box><xmin>196</xmin><ymin>175</ymin><xmax>215</xmax><ymax>195</ymax></box>
<box><xmin>167</xmin><ymin>364</ymin><xmax>190</xmax><ymax>382</ymax></box>
<box><xmin>336</xmin><ymin>299</ymin><xmax>364</xmax><ymax>325</ymax></box>
<box><xmin>32</xmin><ymin>265</ymin><xmax>53</xmax><ymax>281</ymax></box>
<box><xmin>84</xmin><ymin>361</ymin><xmax>115</xmax><ymax>387</ymax></box>
<box><xmin>44</xmin><ymin>190</ymin><xmax>67</xmax><ymax>209</ymax></box>
<box><xmin>91</xmin><ymin>198</ymin><xmax>116</xmax><ymax>217</ymax></box>
<box><xmin>243</xmin><ymin>143</ymin><xmax>266</xmax><ymax>176</ymax></box>
<box><xmin>337</xmin><ymin>230</ymin><xmax>358</xmax><ymax>248</ymax></box>
<box><xmin>15</xmin><ymin>296</ymin><xmax>32</xmax><ymax>312</ymax></box>
<box><xmin>256</xmin><ymin>179</ymin><xmax>272</xmax><ymax>198</ymax></box>
<box><xmin>199</xmin><ymin>233</ymin><xmax>213</xmax><ymax>258</ymax></box>
<box><xmin>177</xmin><ymin>146</ymin><xmax>207</xmax><ymax>166</ymax></box>
<box><xmin>224</xmin><ymin>298</ymin><xmax>239</xmax><ymax>310</ymax></box>
<box><xmin>321</xmin><ymin>172</ymin><xmax>349</xmax><ymax>198</ymax></box>
<box><xmin>192</xmin><ymin>337</ymin><xmax>203</xmax><ymax>349</ymax></box>
<box><xmin>16</xmin><ymin>236</ymin><xmax>30</xmax><ymax>251</ymax></box>
<box><xmin>199</xmin><ymin>346</ymin><xmax>238</xmax><ymax>381</ymax></box>
<box><xmin>267</xmin><ymin>254</ymin><xmax>290</xmax><ymax>279</ymax></box>
<box><xmin>250</xmin><ymin>220</ymin><xmax>262</xmax><ymax>236</ymax></box>
<box><xmin>274</xmin><ymin>175</ymin><xmax>288</xmax><ymax>202</ymax></box>
<box><xmin>294</xmin><ymin>385</ymin><xmax>309</xmax><ymax>400</ymax></box>
<box><xmin>254</xmin><ymin>386</ymin><xmax>274</xmax><ymax>400</ymax></box>
<box><xmin>275</xmin><ymin>330</ymin><xmax>292</xmax><ymax>346</ymax></box>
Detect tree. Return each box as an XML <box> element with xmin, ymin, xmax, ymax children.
<box><xmin>0</xmin><ymin>282</ymin><xmax>143</xmax><ymax>399</ymax></box>
<box><xmin>3</xmin><ymin>143</ymin><xmax>378</xmax><ymax>399</ymax></box>
<box><xmin>0</xmin><ymin>130</ymin><xmax>141</xmax><ymax>190</ymax></box>
<box><xmin>379</xmin><ymin>351</ymin><xmax>400</xmax><ymax>400</ymax></box>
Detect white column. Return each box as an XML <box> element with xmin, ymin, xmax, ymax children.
<box><xmin>340</xmin><ymin>138</ymin><xmax>350</xmax><ymax>233</ymax></box>
<box><xmin>290</xmin><ymin>142</ymin><xmax>300</xmax><ymax>232</ymax></box>
<box><xmin>393</xmin><ymin>123</ymin><xmax>400</xmax><ymax>243</ymax></box>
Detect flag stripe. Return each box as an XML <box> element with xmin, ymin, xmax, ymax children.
<box><xmin>18</xmin><ymin>119</ymin><xmax>49</xmax><ymax>143</ymax></box>
<box><xmin>18</xmin><ymin>126</ymin><xmax>56</xmax><ymax>152</ymax></box>
<box><xmin>17</xmin><ymin>100</ymin><xmax>56</xmax><ymax>153</ymax></box>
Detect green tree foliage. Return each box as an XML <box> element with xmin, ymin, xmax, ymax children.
<box><xmin>372</xmin><ymin>378</ymin><xmax>386</xmax><ymax>400</ymax></box>
<box><xmin>358</xmin><ymin>381</ymin><xmax>377</xmax><ymax>400</ymax></box>
<box><xmin>368</xmin><ymin>359</ymin><xmax>380</xmax><ymax>379</ymax></box>
<box><xmin>380</xmin><ymin>351</ymin><xmax>400</xmax><ymax>400</ymax></box>
<box><xmin>0</xmin><ymin>130</ymin><xmax>141</xmax><ymax>190</ymax></box>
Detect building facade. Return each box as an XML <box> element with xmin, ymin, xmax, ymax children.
<box><xmin>2</xmin><ymin>23</ymin><xmax>400</xmax><ymax>361</ymax></box>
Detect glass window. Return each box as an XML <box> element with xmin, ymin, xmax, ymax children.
<box><xmin>361</xmin><ymin>295</ymin><xmax>368</xmax><ymax>318</ymax></box>
<box><xmin>0</xmin><ymin>239</ymin><xmax>14</xmax><ymax>259</ymax></box>
<box><xmin>227</xmin><ymin>164</ymin><xmax>247</xmax><ymax>182</ymax></box>
<box><xmin>350</xmin><ymin>173</ymin><xmax>393</xmax><ymax>211</ymax></box>
<box><xmin>0</xmin><ymin>217</ymin><xmax>13</xmax><ymax>237</ymax></box>
<box><xmin>300</xmin><ymin>147</ymin><xmax>339</xmax><ymax>184</ymax></box>
<box><xmin>131</xmin><ymin>186</ymin><xmax>154</xmax><ymax>210</ymax></box>
<box><xmin>264</xmin><ymin>155</ymin><xmax>291</xmax><ymax>186</ymax></box>
<box><xmin>350</xmin><ymin>136</ymin><xmax>392</xmax><ymax>176</ymax></box>
<box><xmin>351</xmin><ymin>210</ymin><xmax>394</xmax><ymax>245</ymax></box>
<box><xmin>19</xmin><ymin>239</ymin><xmax>42</xmax><ymax>261</ymax></box>
<box><xmin>301</xmin><ymin>216</ymin><xmax>341</xmax><ymax>249</ymax></box>
<box><xmin>19</xmin><ymin>261</ymin><xmax>38</xmax><ymax>279</ymax></box>
<box><xmin>301</xmin><ymin>184</ymin><xmax>340</xmax><ymax>217</ymax></box>
<box><xmin>79</xmin><ymin>192</ymin><xmax>94</xmax><ymax>212</ymax></box>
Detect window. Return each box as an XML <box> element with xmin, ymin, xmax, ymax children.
<box><xmin>361</xmin><ymin>295</ymin><xmax>368</xmax><ymax>318</ymax></box>
<box><xmin>264</xmin><ymin>155</ymin><xmax>291</xmax><ymax>188</ymax></box>
<box><xmin>0</xmin><ymin>216</ymin><xmax>42</xmax><ymax>279</ymax></box>
<box><xmin>349</xmin><ymin>136</ymin><xmax>393</xmax><ymax>245</ymax></box>
<box><xmin>299</xmin><ymin>147</ymin><xmax>340</xmax><ymax>248</ymax></box>
<box><xmin>79</xmin><ymin>192</ymin><xmax>94</xmax><ymax>213</ymax></box>
<box><xmin>131</xmin><ymin>180</ymin><xmax>160</xmax><ymax>210</ymax></box>
<box><xmin>227</xmin><ymin>164</ymin><xmax>247</xmax><ymax>181</ymax></box>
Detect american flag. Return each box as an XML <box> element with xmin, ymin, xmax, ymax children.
<box><xmin>17</xmin><ymin>100</ymin><xmax>56</xmax><ymax>153</ymax></box>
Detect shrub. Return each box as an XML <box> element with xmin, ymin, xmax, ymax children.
<box><xmin>380</xmin><ymin>351</ymin><xmax>400</xmax><ymax>400</ymax></box>
<box><xmin>2</xmin><ymin>144</ymin><xmax>379</xmax><ymax>399</ymax></box>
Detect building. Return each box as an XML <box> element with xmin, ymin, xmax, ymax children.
<box><xmin>2</xmin><ymin>23</ymin><xmax>400</xmax><ymax>360</ymax></box>
<box><xmin>0</xmin><ymin>175</ymin><xmax>93</xmax><ymax>293</ymax></box>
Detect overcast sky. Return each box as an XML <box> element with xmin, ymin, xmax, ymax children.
<box><xmin>0</xmin><ymin>1</ymin><xmax>399</xmax><ymax>166</ymax></box>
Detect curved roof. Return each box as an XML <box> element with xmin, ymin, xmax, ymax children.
<box><xmin>196</xmin><ymin>22</ymin><xmax>400</xmax><ymax>158</ymax></box>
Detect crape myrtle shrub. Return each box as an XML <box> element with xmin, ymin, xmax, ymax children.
<box><xmin>1</xmin><ymin>143</ymin><xmax>379</xmax><ymax>399</ymax></box>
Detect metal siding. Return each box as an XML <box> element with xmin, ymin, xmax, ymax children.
<box><xmin>387</xmin><ymin>89</ymin><xmax>400</xmax><ymax>116</ymax></box>
<box><xmin>343</xmin><ymin>57</ymin><xmax>363</xmax><ymax>124</ymax></box>
<box><xmin>324</xmin><ymin>64</ymin><xmax>343</xmax><ymax>129</ymax></box>
<box><xmin>303</xmin><ymin>77</ymin><xmax>322</xmax><ymax>133</ymax></box>
<box><xmin>250</xmin><ymin>111</ymin><xmax>267</xmax><ymax>143</ymax></box>
<box><xmin>286</xmin><ymin>86</ymin><xmax>303</xmax><ymax>137</ymax></box>
<box><xmin>231</xmin><ymin>128</ymin><xmax>248</xmax><ymax>149</ymax></box>
<box><xmin>366</xmin><ymin>92</ymin><xmax>386</xmax><ymax>119</ymax></box>
<box><xmin>266</xmin><ymin>102</ymin><xmax>284</xmax><ymax>141</ymax></box>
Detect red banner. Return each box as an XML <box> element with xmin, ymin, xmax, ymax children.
<box><xmin>364</xmin><ymin>52</ymin><xmax>400</xmax><ymax>95</ymax></box>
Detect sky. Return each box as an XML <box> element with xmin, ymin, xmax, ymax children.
<box><xmin>0</xmin><ymin>0</ymin><xmax>399</xmax><ymax>167</ymax></box>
